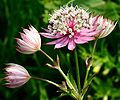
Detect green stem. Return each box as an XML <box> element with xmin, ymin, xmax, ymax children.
<box><xmin>81</xmin><ymin>67</ymin><xmax>89</xmax><ymax>98</ymax></box>
<box><xmin>92</xmin><ymin>39</ymin><xmax>98</xmax><ymax>58</ymax></box>
<box><xmin>39</xmin><ymin>49</ymin><xmax>55</xmax><ymax>63</ymax></box>
<box><xmin>74</xmin><ymin>49</ymin><xmax>81</xmax><ymax>93</ymax></box>
<box><xmin>57</xmin><ymin>67</ymin><xmax>77</xmax><ymax>96</ymax></box>
<box><xmin>82</xmin><ymin>40</ymin><xmax>98</xmax><ymax>97</ymax></box>
<box><xmin>32</xmin><ymin>77</ymin><xmax>66</xmax><ymax>92</ymax></box>
<box><xmin>38</xmin><ymin>49</ymin><xmax>80</xmax><ymax>98</ymax></box>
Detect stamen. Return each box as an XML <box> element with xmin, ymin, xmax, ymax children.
<box><xmin>68</xmin><ymin>28</ymin><xmax>73</xmax><ymax>33</ymax></box>
<box><xmin>48</xmin><ymin>5</ymin><xmax>90</xmax><ymax>36</ymax></box>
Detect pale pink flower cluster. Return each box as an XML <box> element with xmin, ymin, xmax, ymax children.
<box><xmin>4</xmin><ymin>63</ymin><xmax>31</xmax><ymax>88</ymax></box>
<box><xmin>40</xmin><ymin>5</ymin><xmax>117</xmax><ymax>50</ymax></box>
<box><xmin>15</xmin><ymin>5</ymin><xmax>116</xmax><ymax>52</ymax></box>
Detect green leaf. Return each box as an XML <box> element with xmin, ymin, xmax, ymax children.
<box><xmin>67</xmin><ymin>71</ymin><xmax>78</xmax><ymax>92</ymax></box>
<box><xmin>39</xmin><ymin>81</ymin><xmax>48</xmax><ymax>100</ymax></box>
<box><xmin>31</xmin><ymin>80</ymin><xmax>37</xmax><ymax>95</ymax></box>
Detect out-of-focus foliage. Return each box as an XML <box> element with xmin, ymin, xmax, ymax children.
<box><xmin>0</xmin><ymin>0</ymin><xmax>120</xmax><ymax>100</ymax></box>
<box><xmin>78</xmin><ymin>40</ymin><xmax>120</xmax><ymax>99</ymax></box>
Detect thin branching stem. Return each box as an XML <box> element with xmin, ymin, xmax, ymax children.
<box><xmin>74</xmin><ymin>48</ymin><xmax>81</xmax><ymax>93</ymax></box>
<box><xmin>82</xmin><ymin>39</ymin><xmax>98</xmax><ymax>98</ymax></box>
<box><xmin>32</xmin><ymin>76</ymin><xmax>67</xmax><ymax>93</ymax></box>
<box><xmin>39</xmin><ymin>49</ymin><xmax>55</xmax><ymax>63</ymax></box>
<box><xmin>57</xmin><ymin>67</ymin><xmax>79</xmax><ymax>99</ymax></box>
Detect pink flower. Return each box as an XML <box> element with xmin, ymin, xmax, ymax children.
<box><xmin>40</xmin><ymin>5</ymin><xmax>102</xmax><ymax>50</ymax></box>
<box><xmin>92</xmin><ymin>16</ymin><xmax>117</xmax><ymax>38</ymax></box>
<box><xmin>16</xmin><ymin>25</ymin><xmax>41</xmax><ymax>54</ymax></box>
<box><xmin>4</xmin><ymin>63</ymin><xmax>31</xmax><ymax>88</ymax></box>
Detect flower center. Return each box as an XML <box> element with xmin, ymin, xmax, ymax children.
<box><xmin>68</xmin><ymin>28</ymin><xmax>74</xmax><ymax>38</ymax></box>
<box><xmin>48</xmin><ymin>5</ymin><xmax>91</xmax><ymax>37</ymax></box>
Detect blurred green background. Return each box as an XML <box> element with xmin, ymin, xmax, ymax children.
<box><xmin>0</xmin><ymin>0</ymin><xmax>120</xmax><ymax>100</ymax></box>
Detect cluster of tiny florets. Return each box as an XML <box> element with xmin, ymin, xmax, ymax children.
<box><xmin>48</xmin><ymin>5</ymin><xmax>91</xmax><ymax>38</ymax></box>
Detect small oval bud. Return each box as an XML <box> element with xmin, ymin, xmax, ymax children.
<box><xmin>85</xmin><ymin>57</ymin><xmax>92</xmax><ymax>68</ymax></box>
<box><xmin>4</xmin><ymin>63</ymin><xmax>31</xmax><ymax>88</ymax></box>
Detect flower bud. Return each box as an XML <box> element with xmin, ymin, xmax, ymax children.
<box><xmin>93</xmin><ymin>66</ymin><xmax>101</xmax><ymax>74</ymax></box>
<box><xmin>4</xmin><ymin>63</ymin><xmax>31</xmax><ymax>88</ymax></box>
<box><xmin>93</xmin><ymin>16</ymin><xmax>117</xmax><ymax>38</ymax></box>
<box><xmin>85</xmin><ymin>57</ymin><xmax>92</xmax><ymax>69</ymax></box>
<box><xmin>16</xmin><ymin>25</ymin><xmax>41</xmax><ymax>54</ymax></box>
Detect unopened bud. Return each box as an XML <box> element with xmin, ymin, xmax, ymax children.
<box><xmin>102</xmin><ymin>69</ymin><xmax>110</xmax><ymax>76</ymax></box>
<box><xmin>93</xmin><ymin>66</ymin><xmax>101</xmax><ymax>74</ymax></box>
<box><xmin>85</xmin><ymin>57</ymin><xmax>92</xmax><ymax>68</ymax></box>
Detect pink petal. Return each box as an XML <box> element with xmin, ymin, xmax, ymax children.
<box><xmin>16</xmin><ymin>46</ymin><xmax>36</xmax><ymax>54</ymax></box>
<box><xmin>5</xmin><ymin>69</ymin><xmax>26</xmax><ymax>76</ymax></box>
<box><xmin>41</xmin><ymin>28</ymin><xmax>50</xmax><ymax>33</ymax></box>
<box><xmin>74</xmin><ymin>39</ymin><xmax>88</xmax><ymax>44</ymax></box>
<box><xmin>92</xmin><ymin>16</ymin><xmax>99</xmax><ymax>25</ymax></box>
<box><xmin>5</xmin><ymin>76</ymin><xmax>27</xmax><ymax>83</ymax></box>
<box><xmin>80</xmin><ymin>28</ymin><xmax>102</xmax><ymax>37</ymax></box>
<box><xmin>68</xmin><ymin>38</ymin><xmax>76</xmax><ymax>50</ymax></box>
<box><xmin>84</xmin><ymin>30</ymin><xmax>101</xmax><ymax>36</ymax></box>
<box><xmin>6</xmin><ymin>64</ymin><xmax>29</xmax><ymax>74</ymax></box>
<box><xmin>20</xmin><ymin>33</ymin><xmax>36</xmax><ymax>46</ymax></box>
<box><xmin>23</xmin><ymin>28</ymin><xmax>41</xmax><ymax>45</ymax></box>
<box><xmin>40</xmin><ymin>32</ymin><xmax>63</xmax><ymax>39</ymax></box>
<box><xmin>80</xmin><ymin>27</ymin><xmax>96</xmax><ymax>33</ymax></box>
<box><xmin>55</xmin><ymin>36</ymin><xmax>69</xmax><ymax>48</ymax></box>
<box><xmin>74</xmin><ymin>36</ymin><xmax>95</xmax><ymax>44</ymax></box>
<box><xmin>5</xmin><ymin>80</ymin><xmax>27</xmax><ymax>88</ymax></box>
<box><xmin>23</xmin><ymin>29</ymin><xmax>40</xmax><ymax>45</ymax></box>
<box><xmin>16</xmin><ymin>38</ymin><xmax>40</xmax><ymax>54</ymax></box>
<box><xmin>16</xmin><ymin>38</ymin><xmax>35</xmax><ymax>49</ymax></box>
<box><xmin>46</xmin><ymin>37</ymin><xmax>66</xmax><ymax>45</ymax></box>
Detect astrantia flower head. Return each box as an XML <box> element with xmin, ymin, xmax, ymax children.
<box><xmin>16</xmin><ymin>25</ymin><xmax>41</xmax><ymax>54</ymax></box>
<box><xmin>4</xmin><ymin>63</ymin><xmax>31</xmax><ymax>88</ymax></box>
<box><xmin>40</xmin><ymin>5</ymin><xmax>102</xmax><ymax>50</ymax></box>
